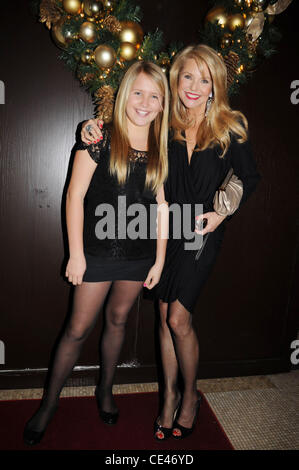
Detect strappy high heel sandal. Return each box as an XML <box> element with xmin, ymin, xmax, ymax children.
<box><xmin>154</xmin><ymin>397</ymin><xmax>181</xmax><ymax>441</ymax></box>
<box><xmin>172</xmin><ymin>394</ymin><xmax>202</xmax><ymax>440</ymax></box>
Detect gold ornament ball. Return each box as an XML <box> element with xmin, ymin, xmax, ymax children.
<box><xmin>83</xmin><ymin>0</ymin><xmax>103</xmax><ymax>18</ymax></box>
<box><xmin>51</xmin><ymin>19</ymin><xmax>77</xmax><ymax>46</ymax></box>
<box><xmin>81</xmin><ymin>49</ymin><xmax>95</xmax><ymax>64</ymax></box>
<box><xmin>94</xmin><ymin>44</ymin><xmax>116</xmax><ymax>68</ymax></box>
<box><xmin>79</xmin><ymin>21</ymin><xmax>97</xmax><ymax>43</ymax></box>
<box><xmin>227</xmin><ymin>13</ymin><xmax>245</xmax><ymax>31</ymax></box>
<box><xmin>51</xmin><ymin>19</ymin><xmax>68</xmax><ymax>48</ymax></box>
<box><xmin>205</xmin><ymin>7</ymin><xmax>228</xmax><ymax>28</ymax></box>
<box><xmin>62</xmin><ymin>0</ymin><xmax>82</xmax><ymax>15</ymax></box>
<box><xmin>102</xmin><ymin>0</ymin><xmax>115</xmax><ymax>10</ymax></box>
<box><xmin>119</xmin><ymin>42</ymin><xmax>137</xmax><ymax>61</ymax></box>
<box><xmin>119</xmin><ymin>21</ymin><xmax>143</xmax><ymax>46</ymax></box>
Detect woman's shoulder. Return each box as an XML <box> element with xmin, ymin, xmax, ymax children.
<box><xmin>227</xmin><ymin>125</ymin><xmax>251</xmax><ymax>155</ymax></box>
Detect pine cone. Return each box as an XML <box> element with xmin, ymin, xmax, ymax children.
<box><xmin>40</xmin><ymin>0</ymin><xmax>63</xmax><ymax>29</ymax></box>
<box><xmin>223</xmin><ymin>51</ymin><xmax>240</xmax><ymax>88</ymax></box>
<box><xmin>102</xmin><ymin>15</ymin><xmax>122</xmax><ymax>34</ymax></box>
<box><xmin>247</xmin><ymin>39</ymin><xmax>258</xmax><ymax>55</ymax></box>
<box><xmin>79</xmin><ymin>73</ymin><xmax>96</xmax><ymax>85</ymax></box>
<box><xmin>94</xmin><ymin>85</ymin><xmax>115</xmax><ymax>123</ymax></box>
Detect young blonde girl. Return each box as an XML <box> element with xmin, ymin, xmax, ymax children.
<box><xmin>24</xmin><ymin>61</ymin><xmax>170</xmax><ymax>445</ymax></box>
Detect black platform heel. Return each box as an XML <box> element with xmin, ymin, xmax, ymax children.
<box><xmin>154</xmin><ymin>397</ymin><xmax>181</xmax><ymax>441</ymax></box>
<box><xmin>172</xmin><ymin>394</ymin><xmax>202</xmax><ymax>440</ymax></box>
<box><xmin>95</xmin><ymin>386</ymin><xmax>119</xmax><ymax>425</ymax></box>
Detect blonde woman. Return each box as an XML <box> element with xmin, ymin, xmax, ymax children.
<box><xmin>154</xmin><ymin>45</ymin><xmax>260</xmax><ymax>440</ymax></box>
<box><xmin>23</xmin><ymin>61</ymin><xmax>169</xmax><ymax>446</ymax></box>
<box><xmin>80</xmin><ymin>44</ymin><xmax>260</xmax><ymax>441</ymax></box>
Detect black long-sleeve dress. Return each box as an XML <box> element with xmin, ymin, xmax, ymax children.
<box><xmin>155</xmin><ymin>133</ymin><xmax>261</xmax><ymax>313</ymax></box>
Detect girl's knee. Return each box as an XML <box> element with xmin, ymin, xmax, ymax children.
<box><xmin>106</xmin><ymin>306</ymin><xmax>129</xmax><ymax>328</ymax></box>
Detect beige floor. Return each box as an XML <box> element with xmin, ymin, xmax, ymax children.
<box><xmin>1</xmin><ymin>370</ymin><xmax>298</xmax><ymax>450</ymax></box>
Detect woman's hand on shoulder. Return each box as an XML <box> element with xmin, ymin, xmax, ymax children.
<box><xmin>143</xmin><ymin>262</ymin><xmax>164</xmax><ymax>290</ymax></box>
<box><xmin>81</xmin><ymin>119</ymin><xmax>103</xmax><ymax>145</ymax></box>
<box><xmin>65</xmin><ymin>255</ymin><xmax>86</xmax><ymax>285</ymax></box>
<box><xmin>195</xmin><ymin>212</ymin><xmax>226</xmax><ymax>235</ymax></box>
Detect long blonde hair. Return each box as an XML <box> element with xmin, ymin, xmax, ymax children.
<box><xmin>170</xmin><ymin>44</ymin><xmax>248</xmax><ymax>157</ymax></box>
<box><xmin>110</xmin><ymin>61</ymin><xmax>169</xmax><ymax>193</ymax></box>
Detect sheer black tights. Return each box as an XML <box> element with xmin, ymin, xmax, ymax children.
<box><xmin>157</xmin><ymin>300</ymin><xmax>199</xmax><ymax>428</ymax></box>
<box><xmin>26</xmin><ymin>280</ymin><xmax>143</xmax><ymax>432</ymax></box>
<box><xmin>97</xmin><ymin>280</ymin><xmax>144</xmax><ymax>413</ymax></box>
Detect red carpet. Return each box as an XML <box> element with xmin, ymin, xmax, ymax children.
<box><xmin>0</xmin><ymin>391</ymin><xmax>234</xmax><ymax>450</ymax></box>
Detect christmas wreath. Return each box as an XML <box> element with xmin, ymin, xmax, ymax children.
<box><xmin>30</xmin><ymin>0</ymin><xmax>293</xmax><ymax>121</ymax></box>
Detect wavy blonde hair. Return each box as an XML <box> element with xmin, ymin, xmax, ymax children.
<box><xmin>170</xmin><ymin>44</ymin><xmax>248</xmax><ymax>157</ymax></box>
<box><xmin>110</xmin><ymin>61</ymin><xmax>169</xmax><ymax>193</ymax></box>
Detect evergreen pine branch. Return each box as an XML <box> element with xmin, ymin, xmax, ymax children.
<box><xmin>200</xmin><ymin>22</ymin><xmax>220</xmax><ymax>50</ymax></box>
<box><xmin>140</xmin><ymin>30</ymin><xmax>164</xmax><ymax>60</ymax></box>
<box><xmin>114</xmin><ymin>0</ymin><xmax>143</xmax><ymax>22</ymax></box>
<box><xmin>168</xmin><ymin>41</ymin><xmax>184</xmax><ymax>57</ymax></box>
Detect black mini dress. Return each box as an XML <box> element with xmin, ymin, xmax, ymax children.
<box><xmin>75</xmin><ymin>127</ymin><xmax>156</xmax><ymax>282</ymax></box>
<box><xmin>155</xmin><ymin>133</ymin><xmax>261</xmax><ymax>313</ymax></box>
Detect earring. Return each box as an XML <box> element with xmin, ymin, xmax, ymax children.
<box><xmin>205</xmin><ymin>92</ymin><xmax>213</xmax><ymax>117</ymax></box>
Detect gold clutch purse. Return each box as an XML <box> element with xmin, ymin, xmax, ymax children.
<box><xmin>213</xmin><ymin>168</ymin><xmax>243</xmax><ymax>217</ymax></box>
<box><xmin>195</xmin><ymin>169</ymin><xmax>243</xmax><ymax>260</ymax></box>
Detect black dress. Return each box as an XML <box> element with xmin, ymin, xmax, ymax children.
<box><xmin>75</xmin><ymin>127</ymin><xmax>156</xmax><ymax>282</ymax></box>
<box><xmin>155</xmin><ymin>133</ymin><xmax>261</xmax><ymax>313</ymax></box>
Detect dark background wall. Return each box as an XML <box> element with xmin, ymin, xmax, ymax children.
<box><xmin>0</xmin><ymin>0</ymin><xmax>298</xmax><ymax>388</ymax></box>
